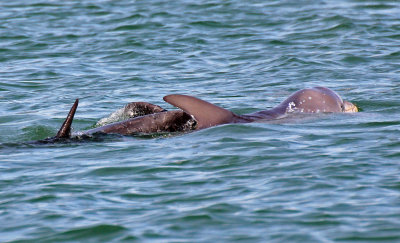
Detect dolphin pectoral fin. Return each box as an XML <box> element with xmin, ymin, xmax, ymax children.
<box><xmin>163</xmin><ymin>94</ymin><xmax>236</xmax><ymax>129</ymax></box>
<box><xmin>56</xmin><ymin>99</ymin><xmax>79</xmax><ymax>138</ymax></box>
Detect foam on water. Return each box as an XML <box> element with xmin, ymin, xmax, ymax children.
<box><xmin>96</xmin><ymin>107</ymin><xmax>126</xmax><ymax>127</ymax></box>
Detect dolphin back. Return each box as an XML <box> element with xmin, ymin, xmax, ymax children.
<box><xmin>163</xmin><ymin>94</ymin><xmax>236</xmax><ymax>129</ymax></box>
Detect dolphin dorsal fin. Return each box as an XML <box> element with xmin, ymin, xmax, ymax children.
<box><xmin>163</xmin><ymin>94</ymin><xmax>235</xmax><ymax>129</ymax></box>
<box><xmin>56</xmin><ymin>99</ymin><xmax>79</xmax><ymax>138</ymax></box>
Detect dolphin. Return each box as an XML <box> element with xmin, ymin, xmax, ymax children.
<box><xmin>163</xmin><ymin>86</ymin><xmax>357</xmax><ymax>129</ymax></box>
<box><xmin>40</xmin><ymin>87</ymin><xmax>357</xmax><ymax>142</ymax></box>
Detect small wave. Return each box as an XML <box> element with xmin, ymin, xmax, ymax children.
<box><xmin>95</xmin><ymin>107</ymin><xmax>126</xmax><ymax>127</ymax></box>
<box><xmin>112</xmin><ymin>22</ymin><xmax>163</xmax><ymax>31</ymax></box>
<box><xmin>341</xmin><ymin>55</ymin><xmax>369</xmax><ymax>64</ymax></box>
<box><xmin>57</xmin><ymin>224</ymin><xmax>126</xmax><ymax>240</ymax></box>
<box><xmin>355</xmin><ymin>3</ymin><xmax>397</xmax><ymax>10</ymax></box>
<box><xmin>189</xmin><ymin>21</ymin><xmax>233</xmax><ymax>28</ymax></box>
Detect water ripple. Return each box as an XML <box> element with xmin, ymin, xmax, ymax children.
<box><xmin>1</xmin><ymin>0</ymin><xmax>400</xmax><ymax>242</ymax></box>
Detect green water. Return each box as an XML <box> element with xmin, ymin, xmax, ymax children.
<box><xmin>1</xmin><ymin>0</ymin><xmax>400</xmax><ymax>242</ymax></box>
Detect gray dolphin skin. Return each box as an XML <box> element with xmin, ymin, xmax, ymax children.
<box><xmin>41</xmin><ymin>87</ymin><xmax>358</xmax><ymax>142</ymax></box>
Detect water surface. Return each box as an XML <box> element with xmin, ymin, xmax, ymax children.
<box><xmin>1</xmin><ymin>0</ymin><xmax>400</xmax><ymax>242</ymax></box>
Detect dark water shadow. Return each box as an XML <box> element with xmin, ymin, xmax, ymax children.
<box><xmin>0</xmin><ymin>130</ymin><xmax>192</xmax><ymax>149</ymax></box>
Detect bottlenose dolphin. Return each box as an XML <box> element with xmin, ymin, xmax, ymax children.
<box><xmin>40</xmin><ymin>87</ymin><xmax>357</xmax><ymax>142</ymax></box>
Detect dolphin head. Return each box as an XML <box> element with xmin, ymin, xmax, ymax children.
<box><xmin>278</xmin><ymin>87</ymin><xmax>358</xmax><ymax>114</ymax></box>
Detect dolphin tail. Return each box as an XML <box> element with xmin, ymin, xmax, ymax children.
<box><xmin>56</xmin><ymin>99</ymin><xmax>79</xmax><ymax>138</ymax></box>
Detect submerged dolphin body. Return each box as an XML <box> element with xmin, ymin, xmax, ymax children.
<box><xmin>43</xmin><ymin>87</ymin><xmax>357</xmax><ymax>142</ymax></box>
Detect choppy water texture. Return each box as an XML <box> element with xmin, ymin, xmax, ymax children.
<box><xmin>1</xmin><ymin>0</ymin><xmax>400</xmax><ymax>242</ymax></box>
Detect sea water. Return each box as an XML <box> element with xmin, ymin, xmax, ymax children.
<box><xmin>1</xmin><ymin>0</ymin><xmax>399</xmax><ymax>242</ymax></box>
